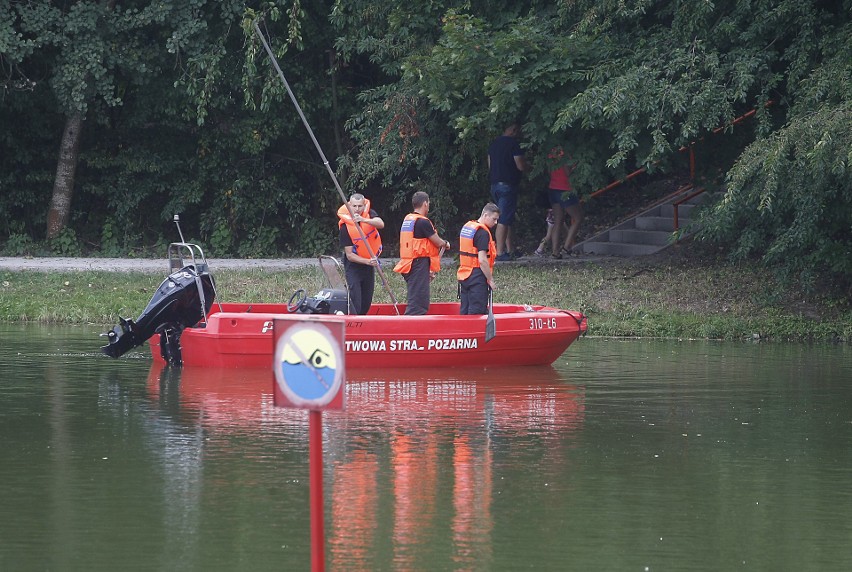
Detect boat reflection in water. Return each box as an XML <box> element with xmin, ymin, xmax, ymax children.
<box><xmin>146</xmin><ymin>363</ymin><xmax>585</xmax><ymax>570</ymax></box>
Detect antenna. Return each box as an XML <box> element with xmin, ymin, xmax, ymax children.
<box><xmin>173</xmin><ymin>214</ymin><xmax>186</xmax><ymax>244</ymax></box>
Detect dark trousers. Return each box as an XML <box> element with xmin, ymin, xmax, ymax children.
<box><xmin>403</xmin><ymin>257</ymin><xmax>431</xmax><ymax>315</ymax></box>
<box><xmin>345</xmin><ymin>263</ymin><xmax>375</xmax><ymax>315</ymax></box>
<box><xmin>459</xmin><ymin>268</ymin><xmax>488</xmax><ymax>315</ymax></box>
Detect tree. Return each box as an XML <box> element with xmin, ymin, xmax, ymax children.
<box><xmin>2</xmin><ymin>1</ymin><xmax>349</xmax><ymax>257</ymax></box>
<box><xmin>3</xmin><ymin>0</ymin><xmax>177</xmax><ymax>239</ymax></box>
<box><xmin>698</xmin><ymin>23</ymin><xmax>852</xmax><ymax>289</ymax></box>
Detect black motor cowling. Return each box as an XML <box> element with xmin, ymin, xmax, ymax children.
<box><xmin>101</xmin><ymin>266</ymin><xmax>215</xmax><ymax>359</ymax></box>
<box><xmin>296</xmin><ymin>288</ymin><xmax>350</xmax><ymax>315</ymax></box>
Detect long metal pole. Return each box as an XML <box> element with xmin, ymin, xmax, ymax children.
<box><xmin>252</xmin><ymin>22</ymin><xmax>400</xmax><ymax>314</ymax></box>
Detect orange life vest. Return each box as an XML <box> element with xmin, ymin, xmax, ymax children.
<box><xmin>393</xmin><ymin>213</ymin><xmax>441</xmax><ymax>275</ymax></box>
<box><xmin>337</xmin><ymin>200</ymin><xmax>382</xmax><ymax>259</ymax></box>
<box><xmin>456</xmin><ymin>220</ymin><xmax>495</xmax><ymax>280</ymax></box>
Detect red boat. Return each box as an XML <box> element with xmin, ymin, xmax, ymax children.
<box><xmin>101</xmin><ymin>238</ymin><xmax>587</xmax><ymax>369</ymax></box>
<box><xmin>147</xmin><ymin>301</ymin><xmax>587</xmax><ymax>369</ymax></box>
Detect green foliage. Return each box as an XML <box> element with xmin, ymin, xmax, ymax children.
<box><xmin>99</xmin><ymin>220</ymin><xmax>122</xmax><ymax>258</ymax></box>
<box><xmin>698</xmin><ymin>100</ymin><xmax>852</xmax><ymax>287</ymax></box>
<box><xmin>697</xmin><ymin>21</ymin><xmax>852</xmax><ymax>289</ymax></box>
<box><xmin>47</xmin><ymin>227</ymin><xmax>82</xmax><ymax>256</ymax></box>
<box><xmin>2</xmin><ymin>0</ymin><xmax>349</xmax><ymax>257</ymax></box>
<box><xmin>1</xmin><ymin>0</ymin><xmax>850</xmax><ymax>295</ymax></box>
<box><xmin>208</xmin><ymin>218</ymin><xmax>235</xmax><ymax>257</ymax></box>
<box><xmin>237</xmin><ymin>225</ymin><xmax>280</xmax><ymax>258</ymax></box>
<box><xmin>295</xmin><ymin>218</ymin><xmax>335</xmax><ymax>257</ymax></box>
<box><xmin>1</xmin><ymin>234</ymin><xmax>37</xmax><ymax>256</ymax></box>
<box><xmin>332</xmin><ymin>0</ymin><xmax>852</xmax><ymax>288</ymax></box>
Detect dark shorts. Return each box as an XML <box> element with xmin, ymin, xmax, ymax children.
<box><xmin>548</xmin><ymin>189</ymin><xmax>580</xmax><ymax>208</ymax></box>
<box><xmin>490</xmin><ymin>182</ymin><xmax>518</xmax><ymax>225</ymax></box>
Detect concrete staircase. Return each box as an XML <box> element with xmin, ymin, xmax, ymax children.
<box><xmin>575</xmin><ymin>186</ymin><xmax>711</xmax><ymax>256</ymax></box>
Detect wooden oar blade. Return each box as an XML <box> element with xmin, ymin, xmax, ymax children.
<box><xmin>485</xmin><ymin>289</ymin><xmax>496</xmax><ymax>342</ymax></box>
<box><xmin>485</xmin><ymin>312</ymin><xmax>496</xmax><ymax>342</ymax></box>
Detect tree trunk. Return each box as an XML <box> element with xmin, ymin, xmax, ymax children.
<box><xmin>47</xmin><ymin>112</ymin><xmax>84</xmax><ymax>239</ymax></box>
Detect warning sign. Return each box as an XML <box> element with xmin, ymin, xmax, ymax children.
<box><xmin>272</xmin><ymin>318</ymin><xmax>345</xmax><ymax>410</ymax></box>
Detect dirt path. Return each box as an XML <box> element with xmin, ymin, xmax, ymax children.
<box><xmin>0</xmin><ymin>254</ymin><xmax>606</xmax><ymax>272</ymax></box>
<box><xmin>0</xmin><ymin>257</ymin><xmax>318</xmax><ymax>272</ymax></box>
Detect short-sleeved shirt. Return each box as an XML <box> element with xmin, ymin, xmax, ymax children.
<box><xmin>412</xmin><ymin>217</ymin><xmax>436</xmax><ymax>241</ymax></box>
<box><xmin>488</xmin><ymin>135</ymin><xmax>524</xmax><ymax>185</ymax></box>
<box><xmin>472</xmin><ymin>228</ymin><xmax>491</xmax><ymax>254</ymax></box>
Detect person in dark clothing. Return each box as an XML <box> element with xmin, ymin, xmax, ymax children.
<box><xmin>457</xmin><ymin>203</ymin><xmax>500</xmax><ymax>315</ymax></box>
<box><xmin>338</xmin><ymin>193</ymin><xmax>384</xmax><ymax>314</ymax></box>
<box><xmin>487</xmin><ymin>122</ymin><xmax>527</xmax><ymax>261</ymax></box>
<box><xmin>393</xmin><ymin>191</ymin><xmax>451</xmax><ymax>315</ymax></box>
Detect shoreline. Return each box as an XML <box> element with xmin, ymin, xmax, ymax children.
<box><xmin>2</xmin><ymin>252</ymin><xmax>849</xmax><ymax>342</ymax></box>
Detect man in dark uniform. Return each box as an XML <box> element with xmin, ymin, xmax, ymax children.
<box><xmin>457</xmin><ymin>203</ymin><xmax>500</xmax><ymax>314</ymax></box>
<box><xmin>393</xmin><ymin>191</ymin><xmax>451</xmax><ymax>315</ymax></box>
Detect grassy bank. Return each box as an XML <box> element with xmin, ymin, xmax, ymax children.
<box><xmin>0</xmin><ymin>249</ymin><xmax>852</xmax><ymax>342</ymax></box>
<box><xmin>1</xmin><ymin>249</ymin><xmax>849</xmax><ymax>342</ymax></box>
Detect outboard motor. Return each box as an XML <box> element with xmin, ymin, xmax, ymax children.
<box><xmin>100</xmin><ymin>265</ymin><xmax>215</xmax><ymax>359</ymax></box>
<box><xmin>101</xmin><ymin>218</ymin><xmax>220</xmax><ymax>364</ymax></box>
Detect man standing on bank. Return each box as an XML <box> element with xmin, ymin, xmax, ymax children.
<box><xmin>393</xmin><ymin>191</ymin><xmax>451</xmax><ymax>316</ymax></box>
<box><xmin>457</xmin><ymin>203</ymin><xmax>500</xmax><ymax>315</ymax></box>
<box><xmin>338</xmin><ymin>193</ymin><xmax>384</xmax><ymax>315</ymax></box>
<box><xmin>487</xmin><ymin>121</ymin><xmax>527</xmax><ymax>261</ymax></box>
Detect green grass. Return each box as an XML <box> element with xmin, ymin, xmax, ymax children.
<box><xmin>1</xmin><ymin>257</ymin><xmax>849</xmax><ymax>342</ymax></box>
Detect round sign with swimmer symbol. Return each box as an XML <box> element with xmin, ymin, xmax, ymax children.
<box><xmin>273</xmin><ymin>320</ymin><xmax>345</xmax><ymax>410</ymax></box>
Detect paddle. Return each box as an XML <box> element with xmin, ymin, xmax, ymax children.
<box><xmin>485</xmin><ymin>288</ymin><xmax>496</xmax><ymax>342</ymax></box>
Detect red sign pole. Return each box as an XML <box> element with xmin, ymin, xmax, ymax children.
<box><xmin>272</xmin><ymin>318</ymin><xmax>345</xmax><ymax>571</ymax></box>
<box><xmin>309</xmin><ymin>409</ymin><xmax>325</xmax><ymax>572</ymax></box>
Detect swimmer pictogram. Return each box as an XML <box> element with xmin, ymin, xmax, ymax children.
<box><xmin>273</xmin><ymin>320</ymin><xmax>345</xmax><ymax>410</ymax></box>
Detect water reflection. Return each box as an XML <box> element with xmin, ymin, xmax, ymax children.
<box><xmin>146</xmin><ymin>363</ymin><xmax>584</xmax><ymax>570</ymax></box>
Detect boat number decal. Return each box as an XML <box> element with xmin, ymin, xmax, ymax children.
<box><xmin>262</xmin><ymin>320</ymin><xmax>274</xmax><ymax>333</ymax></box>
<box><xmin>345</xmin><ymin>338</ymin><xmax>478</xmax><ymax>352</ymax></box>
<box><xmin>529</xmin><ymin>317</ymin><xmax>558</xmax><ymax>330</ymax></box>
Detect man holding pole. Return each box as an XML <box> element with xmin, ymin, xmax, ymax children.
<box><xmin>393</xmin><ymin>191</ymin><xmax>451</xmax><ymax>316</ymax></box>
<box><xmin>338</xmin><ymin>193</ymin><xmax>384</xmax><ymax>315</ymax></box>
<box><xmin>457</xmin><ymin>203</ymin><xmax>500</xmax><ymax>315</ymax></box>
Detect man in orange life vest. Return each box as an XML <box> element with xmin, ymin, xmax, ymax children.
<box><xmin>393</xmin><ymin>191</ymin><xmax>451</xmax><ymax>316</ymax></box>
<box><xmin>338</xmin><ymin>193</ymin><xmax>384</xmax><ymax>314</ymax></box>
<box><xmin>457</xmin><ymin>203</ymin><xmax>500</xmax><ymax>314</ymax></box>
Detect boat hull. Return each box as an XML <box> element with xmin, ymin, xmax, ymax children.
<box><xmin>149</xmin><ymin>302</ymin><xmax>586</xmax><ymax>368</ymax></box>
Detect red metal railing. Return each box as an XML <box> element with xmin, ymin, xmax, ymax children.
<box><xmin>672</xmin><ymin>186</ymin><xmax>707</xmax><ymax>232</ymax></box>
<box><xmin>590</xmin><ymin>102</ymin><xmax>773</xmax><ymax>200</ymax></box>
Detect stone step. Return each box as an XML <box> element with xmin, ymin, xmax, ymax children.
<box><xmin>609</xmin><ymin>228</ymin><xmax>673</xmax><ymax>246</ymax></box>
<box><xmin>572</xmin><ymin>187</ymin><xmax>714</xmax><ymax>257</ymax></box>
<box><xmin>635</xmin><ymin>216</ymin><xmax>685</xmax><ymax>232</ymax></box>
<box><xmin>578</xmin><ymin>241</ymin><xmax>662</xmax><ymax>256</ymax></box>
<box><xmin>660</xmin><ymin>203</ymin><xmax>696</xmax><ymax>218</ymax></box>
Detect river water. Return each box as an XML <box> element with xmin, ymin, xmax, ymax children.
<box><xmin>1</xmin><ymin>324</ymin><xmax>850</xmax><ymax>571</ymax></box>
